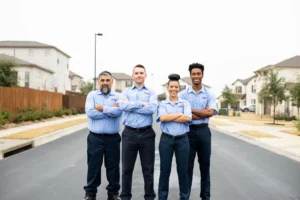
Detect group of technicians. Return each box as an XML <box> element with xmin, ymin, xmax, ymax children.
<box><xmin>83</xmin><ymin>63</ymin><xmax>218</xmax><ymax>200</ymax></box>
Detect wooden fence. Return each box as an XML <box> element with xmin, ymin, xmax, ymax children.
<box><xmin>0</xmin><ymin>86</ymin><xmax>86</xmax><ymax>114</ymax></box>
<box><xmin>63</xmin><ymin>95</ymin><xmax>86</xmax><ymax>110</ymax></box>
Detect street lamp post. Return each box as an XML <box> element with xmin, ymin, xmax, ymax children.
<box><xmin>94</xmin><ymin>33</ymin><xmax>103</xmax><ymax>90</ymax></box>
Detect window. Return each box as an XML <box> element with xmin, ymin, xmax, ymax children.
<box><xmin>71</xmin><ymin>85</ymin><xmax>77</xmax><ymax>91</ymax></box>
<box><xmin>45</xmin><ymin>49</ymin><xmax>50</xmax><ymax>56</ymax></box>
<box><xmin>67</xmin><ymin>64</ymin><xmax>69</xmax><ymax>69</ymax></box>
<box><xmin>236</xmin><ymin>86</ymin><xmax>242</xmax><ymax>93</ymax></box>
<box><xmin>180</xmin><ymin>85</ymin><xmax>186</xmax><ymax>91</ymax></box>
<box><xmin>28</xmin><ymin>49</ymin><xmax>33</xmax><ymax>56</ymax></box>
<box><xmin>57</xmin><ymin>59</ymin><xmax>60</xmax><ymax>64</ymax></box>
<box><xmin>244</xmin><ymin>100</ymin><xmax>246</xmax><ymax>106</ymax></box>
<box><xmin>125</xmin><ymin>81</ymin><xmax>132</xmax><ymax>87</ymax></box>
<box><xmin>251</xmin><ymin>99</ymin><xmax>256</xmax><ymax>104</ymax></box>
<box><xmin>25</xmin><ymin>72</ymin><xmax>30</xmax><ymax>88</ymax></box>
<box><xmin>251</xmin><ymin>85</ymin><xmax>256</xmax><ymax>93</ymax></box>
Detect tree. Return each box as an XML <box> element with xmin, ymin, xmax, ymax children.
<box><xmin>0</xmin><ymin>58</ymin><xmax>18</xmax><ymax>87</ymax></box>
<box><xmin>221</xmin><ymin>85</ymin><xmax>238</xmax><ymax>109</ymax></box>
<box><xmin>258</xmin><ymin>70</ymin><xmax>286</xmax><ymax>124</ymax></box>
<box><xmin>289</xmin><ymin>81</ymin><xmax>300</xmax><ymax>115</ymax></box>
<box><xmin>80</xmin><ymin>81</ymin><xmax>94</xmax><ymax>95</ymax></box>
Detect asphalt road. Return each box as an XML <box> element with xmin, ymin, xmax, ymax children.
<box><xmin>0</xmin><ymin>123</ymin><xmax>300</xmax><ymax>200</ymax></box>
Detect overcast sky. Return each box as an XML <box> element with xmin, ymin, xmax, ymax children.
<box><xmin>1</xmin><ymin>0</ymin><xmax>300</xmax><ymax>96</ymax></box>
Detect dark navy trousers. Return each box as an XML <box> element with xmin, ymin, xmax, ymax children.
<box><xmin>120</xmin><ymin>126</ymin><xmax>156</xmax><ymax>200</ymax></box>
<box><xmin>84</xmin><ymin>132</ymin><xmax>121</xmax><ymax>197</ymax></box>
<box><xmin>187</xmin><ymin>125</ymin><xmax>211</xmax><ymax>200</ymax></box>
<box><xmin>158</xmin><ymin>133</ymin><xmax>190</xmax><ymax>200</ymax></box>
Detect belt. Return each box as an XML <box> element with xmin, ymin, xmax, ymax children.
<box><xmin>189</xmin><ymin>123</ymin><xmax>208</xmax><ymax>128</ymax></box>
<box><xmin>90</xmin><ymin>131</ymin><xmax>118</xmax><ymax>136</ymax></box>
<box><xmin>162</xmin><ymin>132</ymin><xmax>187</xmax><ymax>139</ymax></box>
<box><xmin>125</xmin><ymin>125</ymin><xmax>152</xmax><ymax>131</ymax></box>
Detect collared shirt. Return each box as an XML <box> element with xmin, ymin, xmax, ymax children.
<box><xmin>85</xmin><ymin>90</ymin><xmax>122</xmax><ymax>134</ymax></box>
<box><xmin>179</xmin><ymin>86</ymin><xmax>218</xmax><ymax>125</ymax></box>
<box><xmin>156</xmin><ymin>97</ymin><xmax>192</xmax><ymax>136</ymax></box>
<box><xmin>119</xmin><ymin>85</ymin><xmax>158</xmax><ymax>128</ymax></box>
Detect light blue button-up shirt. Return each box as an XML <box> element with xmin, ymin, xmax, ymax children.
<box><xmin>85</xmin><ymin>90</ymin><xmax>122</xmax><ymax>134</ymax></box>
<box><xmin>156</xmin><ymin>97</ymin><xmax>192</xmax><ymax>136</ymax></box>
<box><xmin>119</xmin><ymin>85</ymin><xmax>158</xmax><ymax>128</ymax></box>
<box><xmin>179</xmin><ymin>86</ymin><xmax>218</xmax><ymax>125</ymax></box>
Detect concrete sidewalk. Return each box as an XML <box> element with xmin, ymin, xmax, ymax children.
<box><xmin>209</xmin><ymin>117</ymin><xmax>300</xmax><ymax>162</ymax></box>
<box><xmin>0</xmin><ymin>114</ymin><xmax>88</xmax><ymax>159</ymax></box>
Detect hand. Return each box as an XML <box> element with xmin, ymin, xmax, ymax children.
<box><xmin>205</xmin><ymin>105</ymin><xmax>210</xmax><ymax>109</ymax></box>
<box><xmin>122</xmin><ymin>98</ymin><xmax>129</xmax><ymax>102</ymax></box>
<box><xmin>94</xmin><ymin>104</ymin><xmax>103</xmax><ymax>111</ymax></box>
<box><xmin>113</xmin><ymin>103</ymin><xmax>119</xmax><ymax>107</ymax></box>
<box><xmin>142</xmin><ymin>102</ymin><xmax>148</xmax><ymax>106</ymax></box>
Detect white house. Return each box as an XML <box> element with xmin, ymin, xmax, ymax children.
<box><xmin>254</xmin><ymin>55</ymin><xmax>300</xmax><ymax>116</ymax></box>
<box><xmin>0</xmin><ymin>41</ymin><xmax>71</xmax><ymax>93</ymax></box>
<box><xmin>158</xmin><ymin>76</ymin><xmax>211</xmax><ymax>100</ymax></box>
<box><xmin>217</xmin><ymin>75</ymin><xmax>256</xmax><ymax>109</ymax></box>
<box><xmin>69</xmin><ymin>71</ymin><xmax>83</xmax><ymax>93</ymax></box>
<box><xmin>111</xmin><ymin>73</ymin><xmax>133</xmax><ymax>93</ymax></box>
<box><xmin>0</xmin><ymin>54</ymin><xmax>54</xmax><ymax>90</ymax></box>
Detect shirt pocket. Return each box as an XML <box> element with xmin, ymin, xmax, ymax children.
<box><xmin>107</xmin><ymin>97</ymin><xmax>118</xmax><ymax>107</ymax></box>
<box><xmin>177</xmin><ymin>104</ymin><xmax>184</xmax><ymax>114</ymax></box>
<box><xmin>139</xmin><ymin>93</ymin><xmax>150</xmax><ymax>102</ymax></box>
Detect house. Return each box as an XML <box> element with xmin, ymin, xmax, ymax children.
<box><xmin>0</xmin><ymin>54</ymin><xmax>54</xmax><ymax>90</ymax></box>
<box><xmin>217</xmin><ymin>75</ymin><xmax>257</xmax><ymax>110</ymax></box>
<box><xmin>69</xmin><ymin>70</ymin><xmax>83</xmax><ymax>93</ymax></box>
<box><xmin>0</xmin><ymin>41</ymin><xmax>71</xmax><ymax>93</ymax></box>
<box><xmin>111</xmin><ymin>73</ymin><xmax>133</xmax><ymax>93</ymax></box>
<box><xmin>254</xmin><ymin>55</ymin><xmax>300</xmax><ymax>116</ymax></box>
<box><xmin>158</xmin><ymin>76</ymin><xmax>211</xmax><ymax>101</ymax></box>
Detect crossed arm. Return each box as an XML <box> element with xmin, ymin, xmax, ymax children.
<box><xmin>160</xmin><ymin>113</ymin><xmax>191</xmax><ymax>123</ymax></box>
<box><xmin>191</xmin><ymin>105</ymin><xmax>215</xmax><ymax>120</ymax></box>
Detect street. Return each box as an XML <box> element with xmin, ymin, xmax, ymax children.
<box><xmin>0</xmin><ymin>123</ymin><xmax>300</xmax><ymax>200</ymax></box>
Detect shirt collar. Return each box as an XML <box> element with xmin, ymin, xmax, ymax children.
<box><xmin>96</xmin><ymin>90</ymin><xmax>115</xmax><ymax>96</ymax></box>
<box><xmin>131</xmin><ymin>84</ymin><xmax>148</xmax><ymax>90</ymax></box>
<box><xmin>187</xmin><ymin>85</ymin><xmax>207</xmax><ymax>94</ymax></box>
<box><xmin>166</xmin><ymin>97</ymin><xmax>184</xmax><ymax>104</ymax></box>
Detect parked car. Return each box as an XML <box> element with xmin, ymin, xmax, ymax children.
<box><xmin>240</xmin><ymin>104</ymin><xmax>255</xmax><ymax>112</ymax></box>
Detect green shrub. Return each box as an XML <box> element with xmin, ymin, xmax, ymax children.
<box><xmin>1</xmin><ymin>109</ymin><xmax>11</xmax><ymax>120</ymax></box>
<box><xmin>218</xmin><ymin>108</ymin><xmax>228</xmax><ymax>116</ymax></box>
<box><xmin>293</xmin><ymin>116</ymin><xmax>300</xmax><ymax>131</ymax></box>
<box><xmin>236</xmin><ymin>112</ymin><xmax>241</xmax><ymax>117</ymax></box>
<box><xmin>71</xmin><ymin>108</ymin><xmax>78</xmax><ymax>115</ymax></box>
<box><xmin>0</xmin><ymin>115</ymin><xmax>8</xmax><ymax>125</ymax></box>
<box><xmin>233</xmin><ymin>110</ymin><xmax>236</xmax><ymax>116</ymax></box>
<box><xmin>274</xmin><ymin>115</ymin><xmax>296</xmax><ymax>121</ymax></box>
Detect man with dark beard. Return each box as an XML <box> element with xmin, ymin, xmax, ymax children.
<box><xmin>179</xmin><ymin>63</ymin><xmax>218</xmax><ymax>200</ymax></box>
<box><xmin>83</xmin><ymin>71</ymin><xmax>122</xmax><ymax>200</ymax></box>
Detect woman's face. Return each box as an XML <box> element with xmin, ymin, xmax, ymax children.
<box><xmin>167</xmin><ymin>81</ymin><xmax>180</xmax><ymax>98</ymax></box>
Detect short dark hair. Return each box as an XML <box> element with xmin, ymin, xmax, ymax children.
<box><xmin>188</xmin><ymin>63</ymin><xmax>204</xmax><ymax>74</ymax></box>
<box><xmin>167</xmin><ymin>74</ymin><xmax>180</xmax><ymax>85</ymax></box>
<box><xmin>133</xmin><ymin>64</ymin><xmax>146</xmax><ymax>72</ymax></box>
<box><xmin>98</xmin><ymin>70</ymin><xmax>112</xmax><ymax>78</ymax></box>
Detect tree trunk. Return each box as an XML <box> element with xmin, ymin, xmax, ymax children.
<box><xmin>273</xmin><ymin>102</ymin><xmax>276</xmax><ymax>124</ymax></box>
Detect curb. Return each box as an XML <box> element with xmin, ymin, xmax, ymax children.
<box><xmin>33</xmin><ymin>122</ymin><xmax>88</xmax><ymax>147</ymax></box>
<box><xmin>209</xmin><ymin>125</ymin><xmax>300</xmax><ymax>163</ymax></box>
<box><xmin>0</xmin><ymin>123</ymin><xmax>88</xmax><ymax>160</ymax></box>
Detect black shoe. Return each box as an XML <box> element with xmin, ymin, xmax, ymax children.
<box><xmin>83</xmin><ymin>195</ymin><xmax>96</xmax><ymax>200</ymax></box>
<box><xmin>107</xmin><ymin>195</ymin><xmax>120</xmax><ymax>200</ymax></box>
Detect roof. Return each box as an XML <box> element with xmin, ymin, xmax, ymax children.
<box><xmin>0</xmin><ymin>41</ymin><xmax>71</xmax><ymax>58</ymax></box>
<box><xmin>0</xmin><ymin>54</ymin><xmax>54</xmax><ymax>73</ymax></box>
<box><xmin>69</xmin><ymin>70</ymin><xmax>83</xmax><ymax>79</ymax></box>
<box><xmin>162</xmin><ymin>76</ymin><xmax>211</xmax><ymax>88</ymax></box>
<box><xmin>111</xmin><ymin>73</ymin><xmax>132</xmax><ymax>80</ymax></box>
<box><xmin>255</xmin><ymin>56</ymin><xmax>300</xmax><ymax>72</ymax></box>
<box><xmin>232</xmin><ymin>75</ymin><xmax>256</xmax><ymax>86</ymax></box>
